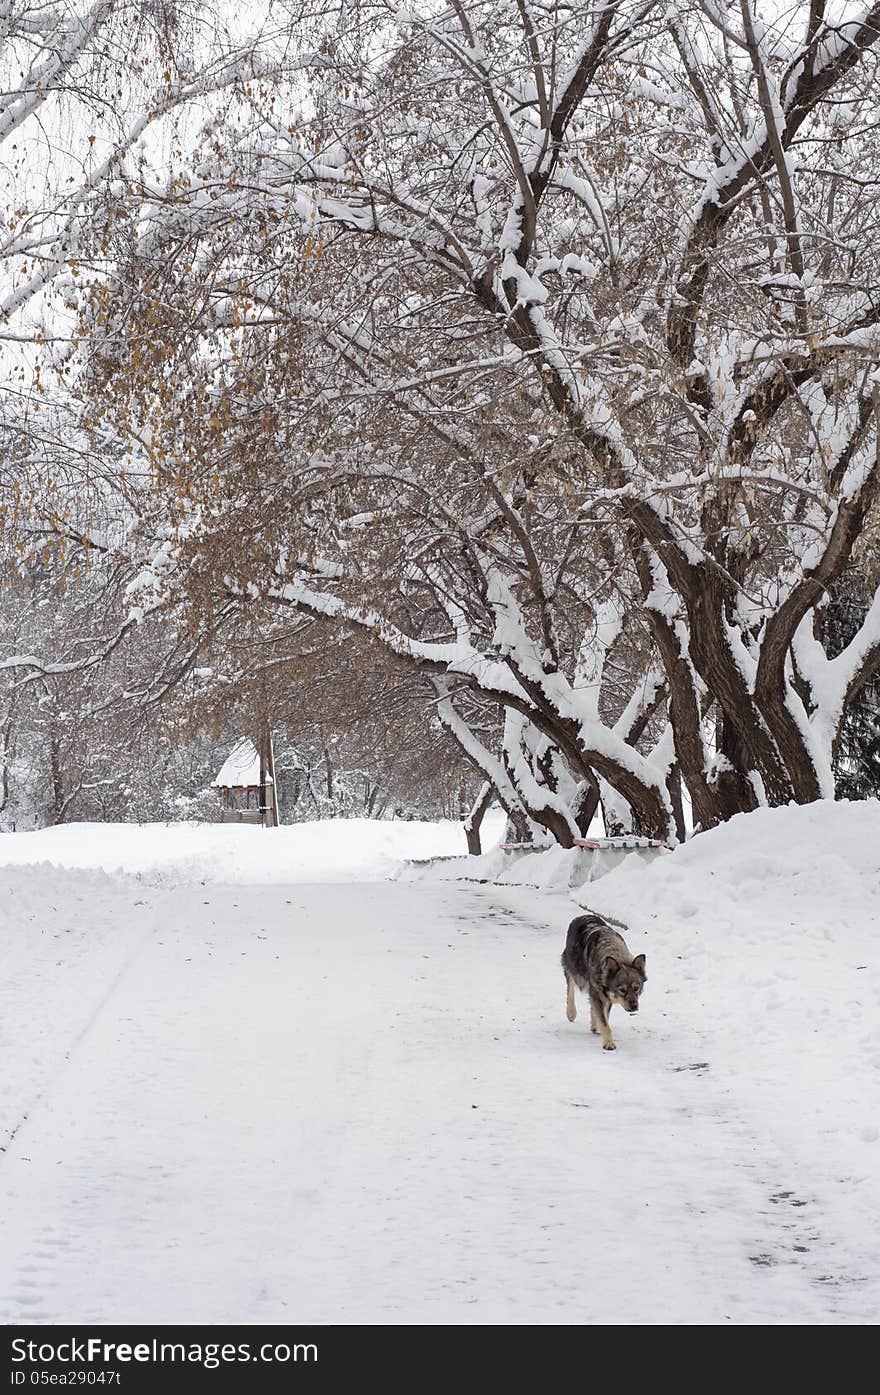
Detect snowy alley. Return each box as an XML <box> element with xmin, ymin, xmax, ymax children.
<box><xmin>1</xmin><ymin>804</ymin><xmax>878</xmax><ymax>1325</ymax></box>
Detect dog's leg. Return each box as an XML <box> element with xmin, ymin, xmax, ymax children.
<box><xmin>590</xmin><ymin>990</ymin><xmax>616</xmax><ymax>1050</ymax></box>
<box><xmin>589</xmin><ymin>998</ymin><xmax>599</xmax><ymax>1034</ymax></box>
<box><xmin>565</xmin><ymin>971</ymin><xmax>577</xmax><ymax>1022</ymax></box>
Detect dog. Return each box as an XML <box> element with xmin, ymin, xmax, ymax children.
<box><xmin>562</xmin><ymin>913</ymin><xmax>646</xmax><ymax>1051</ymax></box>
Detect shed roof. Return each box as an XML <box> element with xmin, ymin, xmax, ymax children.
<box><xmin>213</xmin><ymin>738</ymin><xmax>272</xmax><ymax>788</ymax></box>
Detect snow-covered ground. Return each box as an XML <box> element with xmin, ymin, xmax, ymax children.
<box><xmin>0</xmin><ymin>813</ymin><xmax>507</xmax><ymax>882</ymax></box>
<box><xmin>0</xmin><ymin>801</ymin><xmax>878</xmax><ymax>1324</ymax></box>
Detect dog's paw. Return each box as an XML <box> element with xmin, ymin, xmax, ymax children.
<box><xmin>566</xmin><ymin>1007</ymin><xmax>577</xmax><ymax>1022</ymax></box>
<box><xmin>602</xmin><ymin>1041</ymin><xmax>617</xmax><ymax>1051</ymax></box>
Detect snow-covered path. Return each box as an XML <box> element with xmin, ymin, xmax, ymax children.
<box><xmin>1</xmin><ymin>869</ymin><xmax>876</xmax><ymax>1325</ymax></box>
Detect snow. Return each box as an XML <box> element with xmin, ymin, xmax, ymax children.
<box><xmin>0</xmin><ymin>800</ymin><xmax>878</xmax><ymax>1323</ymax></box>
<box><xmin>0</xmin><ymin>815</ymin><xmax>506</xmax><ymax>884</ymax></box>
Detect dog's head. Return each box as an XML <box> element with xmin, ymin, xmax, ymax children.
<box><xmin>605</xmin><ymin>955</ymin><xmax>646</xmax><ymax>1013</ymax></box>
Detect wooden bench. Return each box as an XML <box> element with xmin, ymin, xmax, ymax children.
<box><xmin>500</xmin><ymin>836</ymin><xmax>664</xmax><ymax>852</ymax></box>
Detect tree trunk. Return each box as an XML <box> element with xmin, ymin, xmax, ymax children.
<box><xmin>666</xmin><ymin>763</ymin><xmax>687</xmax><ymax>845</ymax></box>
<box><xmin>463</xmin><ymin>781</ymin><xmax>494</xmax><ymax>855</ymax></box>
<box><xmin>574</xmin><ymin>776</ymin><xmax>601</xmax><ymax>837</ymax></box>
<box><xmin>49</xmin><ymin>731</ymin><xmax>64</xmax><ymax>825</ymax></box>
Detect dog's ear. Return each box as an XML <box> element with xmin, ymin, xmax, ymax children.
<box><xmin>604</xmin><ymin>957</ymin><xmax>620</xmax><ymax>976</ymax></box>
<box><xmin>632</xmin><ymin>954</ymin><xmax>646</xmax><ymax>975</ymax></box>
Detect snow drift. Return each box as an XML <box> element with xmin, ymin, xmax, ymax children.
<box><xmin>0</xmin><ymin>813</ymin><xmax>506</xmax><ymax>883</ymax></box>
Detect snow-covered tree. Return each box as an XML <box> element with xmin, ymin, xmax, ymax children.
<box><xmin>231</xmin><ymin>0</ymin><xmax>880</xmax><ymax>836</ymax></box>
<box><xmin>0</xmin><ymin>2</ymin><xmax>285</xmax><ymax>342</ymax></box>
<box><xmin>5</xmin><ymin>1</ymin><xmax>880</xmax><ymax>844</ymax></box>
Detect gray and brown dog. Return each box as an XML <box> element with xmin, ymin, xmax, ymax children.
<box><xmin>562</xmin><ymin>913</ymin><xmax>646</xmax><ymax>1051</ymax></box>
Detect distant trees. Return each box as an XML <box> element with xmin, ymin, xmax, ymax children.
<box><xmin>3</xmin><ymin>1</ymin><xmax>880</xmax><ymax>843</ymax></box>
<box><xmin>0</xmin><ymin>546</ymin><xmax>474</xmax><ymax>825</ymax></box>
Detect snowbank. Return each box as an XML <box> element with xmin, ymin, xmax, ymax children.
<box><xmin>586</xmin><ymin>797</ymin><xmax>880</xmax><ymax>931</ymax></box>
<box><xmin>410</xmin><ymin>797</ymin><xmax>880</xmax><ymax>906</ymax></box>
<box><xmin>0</xmin><ymin>813</ymin><xmax>507</xmax><ymax>884</ymax></box>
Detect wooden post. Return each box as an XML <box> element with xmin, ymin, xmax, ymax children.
<box><xmin>258</xmin><ymin>742</ymin><xmax>267</xmax><ymax>828</ymax></box>
<box><xmin>258</xmin><ymin>724</ymin><xmax>279</xmax><ymax>828</ymax></box>
<box><xmin>266</xmin><ymin>726</ymin><xmax>279</xmax><ymax>826</ymax></box>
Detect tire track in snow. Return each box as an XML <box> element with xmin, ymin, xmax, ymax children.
<box><xmin>0</xmin><ymin>881</ymin><xmax>170</xmax><ymax>1323</ymax></box>
<box><xmin>0</xmin><ymin>883</ymin><xmax>386</xmax><ymax>1324</ymax></box>
<box><xmin>0</xmin><ymin>898</ymin><xmax>163</xmax><ymax>1163</ymax></box>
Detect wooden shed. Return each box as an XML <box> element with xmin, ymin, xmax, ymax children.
<box><xmin>213</xmin><ymin>736</ymin><xmax>278</xmax><ymax>827</ymax></box>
